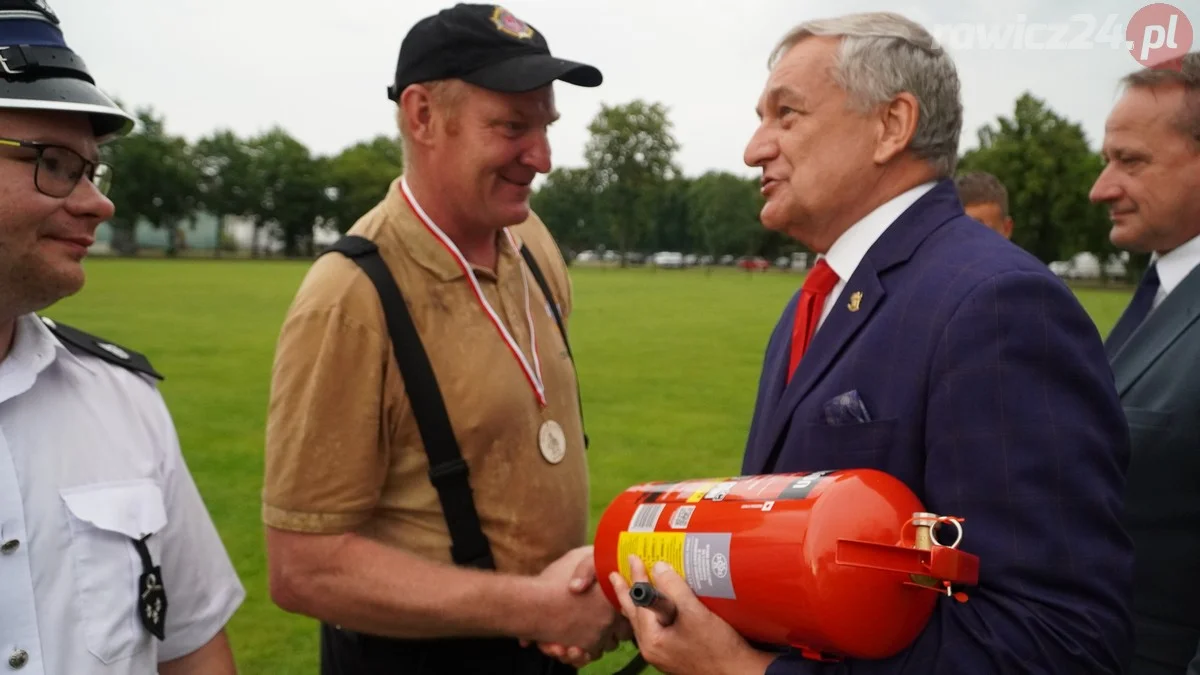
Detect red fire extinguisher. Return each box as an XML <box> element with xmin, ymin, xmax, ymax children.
<box><xmin>593</xmin><ymin>468</ymin><xmax>980</xmax><ymax>661</ymax></box>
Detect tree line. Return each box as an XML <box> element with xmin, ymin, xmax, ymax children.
<box><xmin>100</xmin><ymin>92</ymin><xmax>1126</xmax><ymax>274</ymax></box>
<box><xmin>100</xmin><ymin>99</ymin><xmax>405</xmax><ymax>258</ymax></box>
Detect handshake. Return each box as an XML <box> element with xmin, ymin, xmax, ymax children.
<box><xmin>517</xmin><ymin>545</ymin><xmax>635</xmax><ymax>668</ymax></box>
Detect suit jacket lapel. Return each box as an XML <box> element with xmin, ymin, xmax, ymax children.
<box><xmin>759</xmin><ymin>302</ymin><xmax>796</xmax><ymax>415</ymax></box>
<box><xmin>1112</xmin><ymin>263</ymin><xmax>1200</xmax><ymax>396</ymax></box>
<box><xmin>742</xmin><ymin>297</ymin><xmax>800</xmax><ymax>473</ymax></box>
<box><xmin>757</xmin><ymin>267</ymin><xmax>886</xmax><ymax>461</ymax></box>
<box><xmin>754</xmin><ymin>179</ymin><xmax>964</xmax><ymax>468</ymax></box>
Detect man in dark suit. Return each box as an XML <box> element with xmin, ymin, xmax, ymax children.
<box><xmin>607</xmin><ymin>11</ymin><xmax>1135</xmax><ymax>675</ymax></box>
<box><xmin>1090</xmin><ymin>52</ymin><xmax>1200</xmax><ymax>675</ymax></box>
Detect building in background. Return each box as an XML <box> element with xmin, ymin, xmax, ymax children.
<box><xmin>89</xmin><ymin>212</ymin><xmax>339</xmax><ymax>256</ymax></box>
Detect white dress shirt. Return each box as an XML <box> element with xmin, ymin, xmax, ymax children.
<box><xmin>0</xmin><ymin>314</ymin><xmax>244</xmax><ymax>675</ymax></box>
<box><xmin>815</xmin><ymin>181</ymin><xmax>938</xmax><ymax>330</ymax></box>
<box><xmin>1152</xmin><ymin>232</ymin><xmax>1200</xmax><ymax>309</ymax></box>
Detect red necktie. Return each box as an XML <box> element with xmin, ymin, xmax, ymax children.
<box><xmin>787</xmin><ymin>259</ymin><xmax>840</xmax><ymax>383</ymax></box>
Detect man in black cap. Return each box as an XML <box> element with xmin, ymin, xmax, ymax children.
<box><xmin>0</xmin><ymin>2</ymin><xmax>245</xmax><ymax>674</ymax></box>
<box><xmin>263</xmin><ymin>4</ymin><xmax>626</xmax><ymax>674</ymax></box>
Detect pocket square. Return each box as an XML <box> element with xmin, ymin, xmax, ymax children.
<box><xmin>823</xmin><ymin>390</ymin><xmax>873</xmax><ymax>426</ymax></box>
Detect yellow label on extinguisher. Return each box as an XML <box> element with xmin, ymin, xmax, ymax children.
<box><xmin>685</xmin><ymin>482</ymin><xmax>715</xmax><ymax>503</ymax></box>
<box><xmin>616</xmin><ymin>531</ymin><xmax>738</xmax><ymax>600</ymax></box>
<box><xmin>617</xmin><ymin>531</ymin><xmax>686</xmax><ymax>582</ymax></box>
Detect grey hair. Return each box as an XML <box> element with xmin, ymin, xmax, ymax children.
<box><xmin>1118</xmin><ymin>51</ymin><xmax>1200</xmax><ymax>147</ymax></box>
<box><xmin>770</xmin><ymin>12</ymin><xmax>963</xmax><ymax>177</ymax></box>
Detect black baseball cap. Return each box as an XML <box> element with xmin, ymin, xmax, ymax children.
<box><xmin>388</xmin><ymin>3</ymin><xmax>602</xmax><ymax>100</ymax></box>
<box><xmin>0</xmin><ymin>0</ymin><xmax>134</xmax><ymax>142</ymax></box>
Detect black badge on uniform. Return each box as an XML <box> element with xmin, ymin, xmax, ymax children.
<box><xmin>131</xmin><ymin>534</ymin><xmax>168</xmax><ymax>640</ymax></box>
<box><xmin>138</xmin><ymin>567</ymin><xmax>168</xmax><ymax>640</ymax></box>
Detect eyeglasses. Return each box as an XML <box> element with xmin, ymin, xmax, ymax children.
<box><xmin>0</xmin><ymin>136</ymin><xmax>112</xmax><ymax>198</ymax></box>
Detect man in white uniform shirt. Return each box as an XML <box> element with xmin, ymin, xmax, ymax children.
<box><xmin>1091</xmin><ymin>51</ymin><xmax>1200</xmax><ymax>675</ymax></box>
<box><xmin>0</xmin><ymin>2</ymin><xmax>244</xmax><ymax>673</ymax></box>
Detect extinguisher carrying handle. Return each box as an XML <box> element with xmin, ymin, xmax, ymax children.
<box><xmin>629</xmin><ymin>582</ymin><xmax>678</xmax><ymax>627</ymax></box>
<box><xmin>834</xmin><ymin>536</ymin><xmax>981</xmax><ymax>589</ymax></box>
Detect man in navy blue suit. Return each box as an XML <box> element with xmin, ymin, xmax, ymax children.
<box><xmin>608</xmin><ymin>10</ymin><xmax>1135</xmax><ymax>675</ymax></box>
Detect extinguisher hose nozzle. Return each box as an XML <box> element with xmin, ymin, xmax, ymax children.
<box><xmin>629</xmin><ymin>581</ymin><xmax>678</xmax><ymax>627</ymax></box>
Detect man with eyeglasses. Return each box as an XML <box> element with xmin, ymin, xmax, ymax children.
<box><xmin>0</xmin><ymin>2</ymin><xmax>244</xmax><ymax>674</ymax></box>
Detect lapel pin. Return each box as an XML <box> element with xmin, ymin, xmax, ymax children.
<box><xmin>848</xmin><ymin>292</ymin><xmax>863</xmax><ymax>312</ymax></box>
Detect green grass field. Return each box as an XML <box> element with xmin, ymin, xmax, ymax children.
<box><xmin>45</xmin><ymin>259</ymin><xmax>1133</xmax><ymax>675</ymax></box>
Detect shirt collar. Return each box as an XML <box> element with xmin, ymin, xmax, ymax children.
<box><xmin>1152</xmin><ymin>231</ymin><xmax>1200</xmax><ymax>299</ymax></box>
<box><xmin>0</xmin><ymin>314</ymin><xmax>96</xmax><ymax>404</ymax></box>
<box><xmin>381</xmin><ymin>175</ymin><xmax>518</xmax><ymax>283</ymax></box>
<box><xmin>821</xmin><ymin>181</ymin><xmax>938</xmax><ymax>283</ymax></box>
<box><xmin>28</xmin><ymin>315</ymin><xmax>99</xmax><ymax>374</ymax></box>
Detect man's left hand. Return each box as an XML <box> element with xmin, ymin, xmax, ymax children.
<box><xmin>610</xmin><ymin>555</ymin><xmax>775</xmax><ymax>675</ymax></box>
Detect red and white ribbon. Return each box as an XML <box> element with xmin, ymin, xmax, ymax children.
<box><xmin>400</xmin><ymin>177</ymin><xmax>546</xmax><ymax>408</ymax></box>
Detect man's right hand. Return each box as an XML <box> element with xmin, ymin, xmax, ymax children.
<box><xmin>523</xmin><ymin>546</ymin><xmax>626</xmax><ymax>663</ymax></box>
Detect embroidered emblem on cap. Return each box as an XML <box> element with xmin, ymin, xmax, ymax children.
<box><xmin>491</xmin><ymin>6</ymin><xmax>534</xmax><ymax>39</ymax></box>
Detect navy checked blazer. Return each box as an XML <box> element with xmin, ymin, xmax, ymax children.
<box><xmin>744</xmin><ymin>179</ymin><xmax>1136</xmax><ymax>674</ymax></box>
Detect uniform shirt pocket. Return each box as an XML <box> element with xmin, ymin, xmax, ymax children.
<box><xmin>60</xmin><ymin>479</ymin><xmax>168</xmax><ymax>664</ymax></box>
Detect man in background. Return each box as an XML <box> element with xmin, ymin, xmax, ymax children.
<box><xmin>955</xmin><ymin>170</ymin><xmax>1014</xmax><ymax>239</ymax></box>
<box><xmin>1091</xmin><ymin>51</ymin><xmax>1200</xmax><ymax>675</ymax></box>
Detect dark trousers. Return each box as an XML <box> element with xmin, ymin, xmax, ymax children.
<box><xmin>319</xmin><ymin>623</ymin><xmax>578</xmax><ymax>675</ymax></box>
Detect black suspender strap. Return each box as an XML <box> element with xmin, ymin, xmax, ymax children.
<box><xmin>518</xmin><ymin>244</ymin><xmax>589</xmax><ymax>451</ymax></box>
<box><xmin>323</xmin><ymin>235</ymin><xmax>494</xmax><ymax>570</ymax></box>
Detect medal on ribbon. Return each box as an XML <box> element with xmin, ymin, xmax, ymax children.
<box><xmin>401</xmin><ymin>178</ymin><xmax>547</xmax><ymax>408</ymax></box>
<box><xmin>539</xmin><ymin>419</ymin><xmax>567</xmax><ymax>464</ymax></box>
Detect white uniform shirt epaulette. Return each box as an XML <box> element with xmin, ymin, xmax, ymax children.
<box><xmin>0</xmin><ymin>313</ymin><xmax>244</xmax><ymax>674</ymax></box>
<box><xmin>38</xmin><ymin>316</ymin><xmax>164</xmax><ymax>381</ymax></box>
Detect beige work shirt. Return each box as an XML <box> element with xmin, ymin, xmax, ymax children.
<box><xmin>262</xmin><ymin>177</ymin><xmax>588</xmax><ymax>575</ymax></box>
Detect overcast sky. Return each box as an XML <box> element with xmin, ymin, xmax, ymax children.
<box><xmin>52</xmin><ymin>0</ymin><xmax>1190</xmax><ymax>180</ymax></box>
